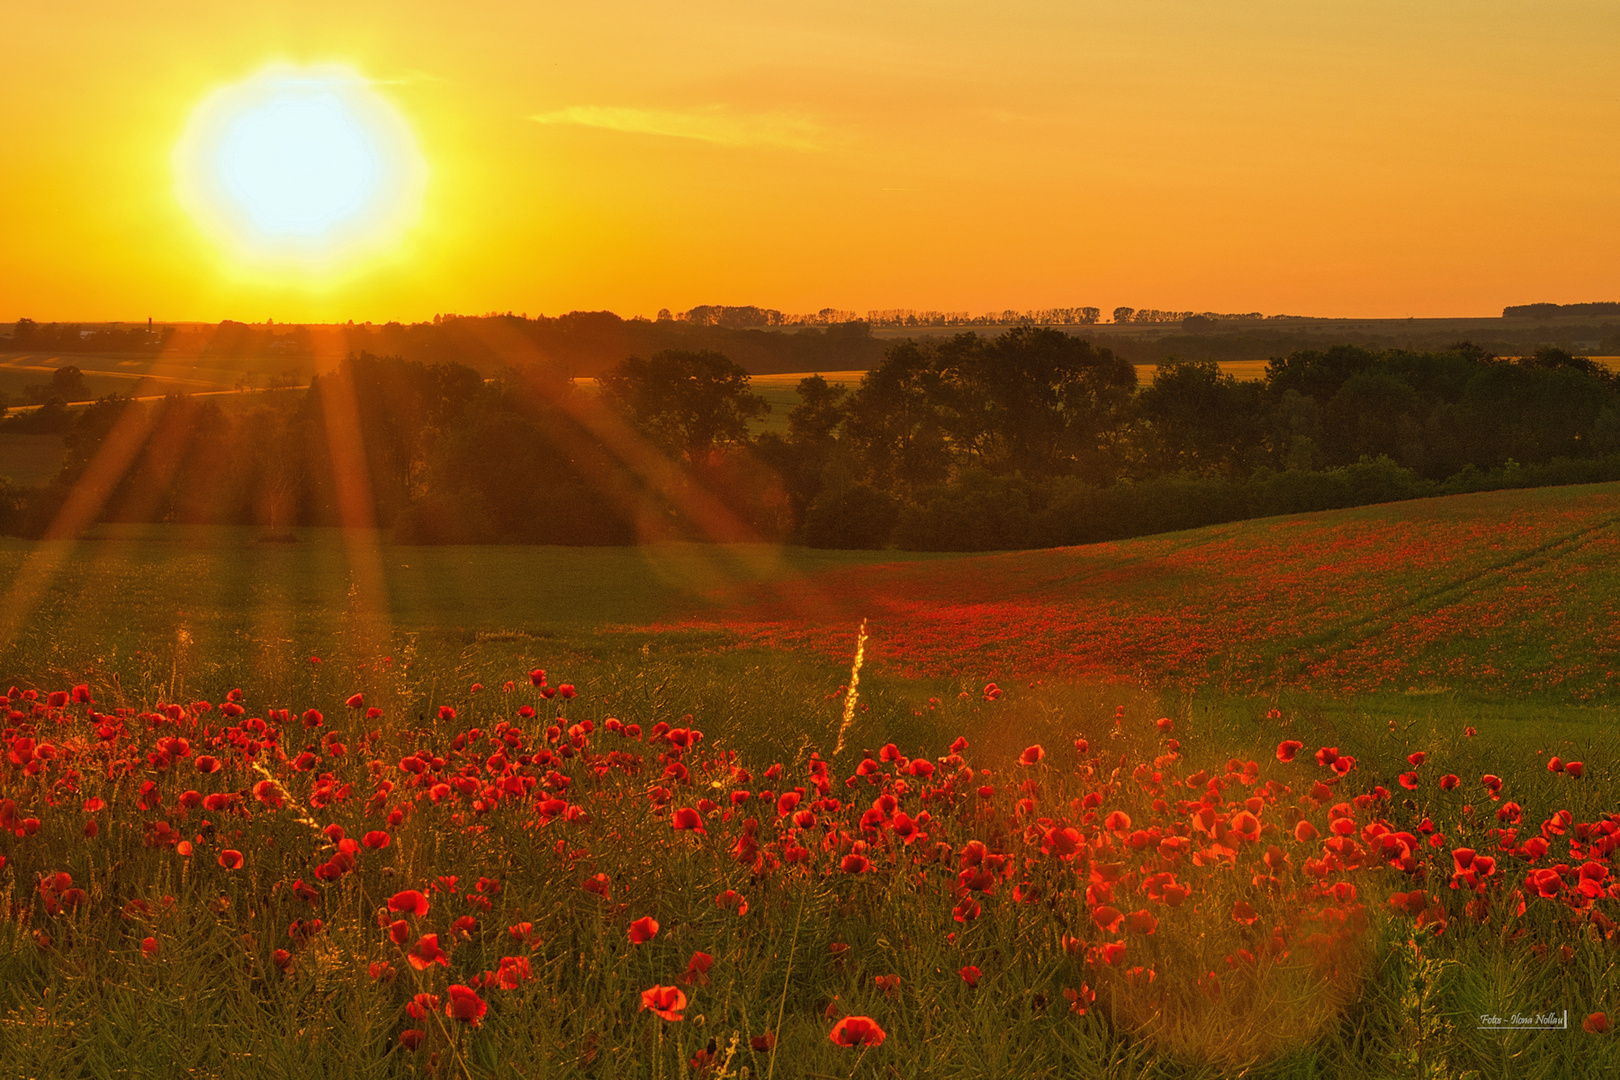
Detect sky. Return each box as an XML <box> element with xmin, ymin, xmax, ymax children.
<box><xmin>4</xmin><ymin>0</ymin><xmax>1619</xmax><ymax>323</ymax></box>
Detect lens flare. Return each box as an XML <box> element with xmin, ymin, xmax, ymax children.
<box><xmin>174</xmin><ymin>63</ymin><xmax>426</xmax><ymax>272</ymax></box>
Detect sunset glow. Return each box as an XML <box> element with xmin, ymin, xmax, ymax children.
<box><xmin>4</xmin><ymin>2</ymin><xmax>1620</xmax><ymax>321</ymax></box>
<box><xmin>173</xmin><ymin>64</ymin><xmax>426</xmax><ymax>275</ymax></box>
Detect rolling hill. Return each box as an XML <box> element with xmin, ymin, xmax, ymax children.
<box><xmin>659</xmin><ymin>482</ymin><xmax>1620</xmax><ymax>701</ymax></box>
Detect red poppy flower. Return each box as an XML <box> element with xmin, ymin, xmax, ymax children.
<box><xmin>1231</xmin><ymin>900</ymin><xmax>1258</xmax><ymax>925</ymax></box>
<box><xmin>583</xmin><ymin>873</ymin><xmax>611</xmax><ymax>898</ymax></box>
<box><xmin>141</xmin><ymin>937</ymin><xmax>159</xmax><ymax>958</ymax></box>
<box><xmin>1566</xmin><ymin>762</ymin><xmax>1584</xmax><ymax>778</ymax></box>
<box><xmin>829</xmin><ymin>1016</ymin><xmax>886</xmax><ymax>1047</ymax></box>
<box><xmin>345</xmin><ymin>693</ymin><xmax>364</xmax><ymax>709</ymax></box>
<box><xmin>250</xmin><ymin>780</ymin><xmax>284</xmax><ymax>810</ymax></box>
<box><xmin>750</xmin><ymin>1031</ymin><xmax>777</xmax><ymax>1052</ymax></box>
<box><xmin>640</xmin><ymin>984</ymin><xmax>687</xmax><ymax>1021</ymax></box>
<box><xmin>1398</xmin><ymin>772</ymin><xmax>1419</xmax><ymax>790</ymax></box>
<box><xmin>1018</xmin><ymin>745</ymin><xmax>1044</xmax><ymax>767</ymax></box>
<box><xmin>671</xmin><ymin>807</ymin><xmax>705</xmax><ymax>833</ymax></box>
<box><xmin>496</xmin><ymin>955</ymin><xmax>533</xmax><ymax>989</ymax></box>
<box><xmin>399</xmin><ymin>1030</ymin><xmax>425</xmax><ymax>1051</ymax></box>
<box><xmin>1274</xmin><ymin>740</ymin><xmax>1303</xmax><ymax>763</ymax></box>
<box><xmin>363</xmin><ymin>830</ymin><xmax>391</xmax><ymax>850</ymax></box>
<box><xmin>1585</xmin><ymin>1012</ymin><xmax>1609</xmax><ymax>1034</ymax></box>
<box><xmin>1293</xmin><ymin>820</ymin><xmax>1319</xmax><ymax>842</ymax></box>
<box><xmin>959</xmin><ymin>965</ymin><xmax>981</xmax><ymax>987</ymax></box>
<box><xmin>389</xmin><ymin>890</ymin><xmax>429</xmax><ymax>918</ymax></box>
<box><xmin>679</xmin><ymin>952</ymin><xmax>715</xmax><ymax>986</ymax></box>
<box><xmin>839</xmin><ymin>854</ymin><xmax>871</xmax><ymax>874</ymax></box>
<box><xmin>218</xmin><ymin>849</ymin><xmax>244</xmax><ymax>870</ymax></box>
<box><xmin>1125</xmin><ymin>910</ymin><xmax>1159</xmax><ymax>935</ymax></box>
<box><xmin>1440</xmin><ymin>774</ymin><xmax>1460</xmax><ymax>791</ymax></box>
<box><xmin>1091</xmin><ymin>906</ymin><xmax>1124</xmax><ymax>933</ymax></box>
<box><xmin>445</xmin><ymin>984</ymin><xmax>487</xmax><ymax>1026</ymax></box>
<box><xmin>1528</xmin><ymin>868</ymin><xmax>1562</xmax><ymax>899</ymax></box>
<box><xmin>628</xmin><ymin>916</ymin><xmax>659</xmax><ymax>944</ymax></box>
<box><xmin>873</xmin><ymin>974</ymin><xmax>900</xmax><ymax>997</ymax></box>
<box><xmin>408</xmin><ymin>933</ymin><xmax>449</xmax><ymax>971</ymax></box>
<box><xmin>717</xmin><ymin>889</ymin><xmax>748</xmax><ymax>916</ymax></box>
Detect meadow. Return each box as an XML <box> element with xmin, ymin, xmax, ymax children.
<box><xmin>0</xmin><ymin>484</ymin><xmax>1616</xmax><ymax>1077</ymax></box>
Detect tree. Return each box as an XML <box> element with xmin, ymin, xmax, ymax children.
<box><xmin>755</xmin><ymin>375</ymin><xmax>851</xmax><ymax>527</ymax></box>
<box><xmin>1112</xmin><ymin>307</ymin><xmax>1135</xmax><ymax>325</ymax></box>
<box><xmin>845</xmin><ymin>328</ymin><xmax>1136</xmax><ymax>486</ymax></box>
<box><xmin>24</xmin><ymin>366</ymin><xmax>90</xmax><ymax>405</ymax></box>
<box><xmin>597</xmin><ymin>349</ymin><xmax>768</xmax><ymax>464</ymax></box>
<box><xmin>1137</xmin><ymin>360</ymin><xmax>1266</xmax><ymax>476</ymax></box>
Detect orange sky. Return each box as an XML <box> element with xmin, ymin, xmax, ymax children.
<box><xmin>4</xmin><ymin>1</ymin><xmax>1618</xmax><ymax>323</ymax></box>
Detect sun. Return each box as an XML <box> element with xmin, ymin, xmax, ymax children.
<box><xmin>174</xmin><ymin>63</ymin><xmax>427</xmax><ymax>272</ymax></box>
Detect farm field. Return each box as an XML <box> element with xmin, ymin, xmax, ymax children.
<box><xmin>0</xmin><ymin>486</ymin><xmax>1615</xmax><ymax>1077</ymax></box>
<box><xmin>664</xmin><ymin>481</ymin><xmax>1620</xmax><ymax>705</ymax></box>
<box><xmin>0</xmin><ymin>352</ymin><xmax>294</xmax><ymax>402</ymax></box>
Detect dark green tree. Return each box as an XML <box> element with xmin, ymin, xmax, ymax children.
<box><xmin>1137</xmin><ymin>360</ymin><xmax>1266</xmax><ymax>476</ymax></box>
<box><xmin>597</xmin><ymin>349</ymin><xmax>768</xmax><ymax>464</ymax></box>
<box><xmin>754</xmin><ymin>374</ymin><xmax>851</xmax><ymax>527</ymax></box>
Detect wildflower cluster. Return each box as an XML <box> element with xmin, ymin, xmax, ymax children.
<box><xmin>0</xmin><ymin>677</ymin><xmax>1614</xmax><ymax>1071</ymax></box>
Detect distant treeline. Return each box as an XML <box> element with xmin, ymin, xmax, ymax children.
<box><xmin>7</xmin><ymin>319</ymin><xmax>171</xmax><ymax>354</ymax></box>
<box><xmin>13</xmin><ymin>308</ymin><xmax>1620</xmax><ymax>378</ymax></box>
<box><xmin>2</xmin><ymin>332</ymin><xmax>1618</xmax><ymax>550</ymax></box>
<box><xmin>1503</xmin><ymin>301</ymin><xmax>1620</xmax><ymax>319</ymax></box>
<box><xmin>163</xmin><ymin>314</ymin><xmax>889</xmax><ymax>378</ymax></box>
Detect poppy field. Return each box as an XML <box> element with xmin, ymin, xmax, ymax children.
<box><xmin>665</xmin><ymin>481</ymin><xmax>1620</xmax><ymax>703</ymax></box>
<box><xmin>0</xmin><ymin>484</ymin><xmax>1615</xmax><ymax>1077</ymax></box>
<box><xmin>0</xmin><ymin>672</ymin><xmax>1615</xmax><ymax>1078</ymax></box>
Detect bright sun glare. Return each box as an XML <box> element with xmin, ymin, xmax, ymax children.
<box><xmin>174</xmin><ymin>63</ymin><xmax>426</xmax><ymax>272</ymax></box>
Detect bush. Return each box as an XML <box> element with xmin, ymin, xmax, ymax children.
<box><xmin>799</xmin><ymin>482</ymin><xmax>899</xmax><ymax>549</ymax></box>
<box><xmin>894</xmin><ymin>471</ymin><xmax>1036</xmax><ymax>551</ymax></box>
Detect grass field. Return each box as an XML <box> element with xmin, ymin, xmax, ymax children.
<box><xmin>0</xmin><ymin>486</ymin><xmax>1616</xmax><ymax>1077</ymax></box>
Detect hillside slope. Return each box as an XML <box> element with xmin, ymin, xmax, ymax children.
<box><xmin>664</xmin><ymin>482</ymin><xmax>1620</xmax><ymax>700</ymax></box>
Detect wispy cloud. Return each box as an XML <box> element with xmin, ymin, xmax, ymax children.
<box><xmin>529</xmin><ymin>105</ymin><xmax>825</xmax><ymax>151</ymax></box>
